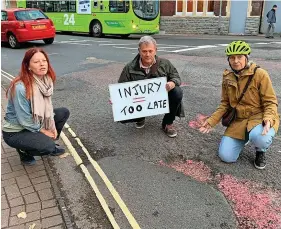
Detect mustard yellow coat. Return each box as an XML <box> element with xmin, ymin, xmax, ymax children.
<box><xmin>207</xmin><ymin>62</ymin><xmax>279</xmax><ymax>140</ymax></box>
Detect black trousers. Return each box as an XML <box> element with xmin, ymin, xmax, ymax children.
<box><xmin>120</xmin><ymin>86</ymin><xmax>183</xmax><ymax>127</ymax></box>
<box><xmin>2</xmin><ymin>108</ymin><xmax>70</xmax><ymax>156</ymax></box>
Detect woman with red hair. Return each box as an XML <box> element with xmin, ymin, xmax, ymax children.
<box><xmin>2</xmin><ymin>48</ymin><xmax>70</xmax><ymax>165</ymax></box>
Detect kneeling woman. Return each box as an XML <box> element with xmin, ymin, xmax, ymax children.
<box><xmin>199</xmin><ymin>41</ymin><xmax>279</xmax><ymax>170</ymax></box>
<box><xmin>2</xmin><ymin>48</ymin><xmax>70</xmax><ymax>165</ymax></box>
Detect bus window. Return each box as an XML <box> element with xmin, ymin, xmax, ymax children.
<box><xmin>69</xmin><ymin>1</ymin><xmax>76</xmax><ymax>12</ymax></box>
<box><xmin>45</xmin><ymin>1</ymin><xmax>54</xmax><ymax>12</ymax></box>
<box><xmin>93</xmin><ymin>0</ymin><xmax>98</xmax><ymax>8</ymax></box>
<box><xmin>132</xmin><ymin>0</ymin><xmax>159</xmax><ymax>20</ymax></box>
<box><xmin>59</xmin><ymin>1</ymin><xmax>68</xmax><ymax>12</ymax></box>
<box><xmin>109</xmin><ymin>0</ymin><xmax>129</xmax><ymax>13</ymax></box>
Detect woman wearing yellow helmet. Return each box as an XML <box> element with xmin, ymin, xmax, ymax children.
<box><xmin>199</xmin><ymin>41</ymin><xmax>279</xmax><ymax>170</ymax></box>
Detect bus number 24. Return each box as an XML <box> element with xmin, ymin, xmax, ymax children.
<box><xmin>64</xmin><ymin>14</ymin><xmax>75</xmax><ymax>25</ymax></box>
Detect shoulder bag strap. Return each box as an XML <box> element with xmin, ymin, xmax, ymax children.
<box><xmin>236</xmin><ymin>66</ymin><xmax>259</xmax><ymax>105</ymax></box>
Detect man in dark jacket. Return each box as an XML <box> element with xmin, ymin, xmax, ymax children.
<box><xmin>265</xmin><ymin>5</ymin><xmax>277</xmax><ymax>38</ymax></box>
<box><xmin>118</xmin><ymin>36</ymin><xmax>183</xmax><ymax>138</ymax></box>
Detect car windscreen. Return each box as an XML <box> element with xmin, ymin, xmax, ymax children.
<box><xmin>14</xmin><ymin>10</ymin><xmax>48</xmax><ymax>21</ymax></box>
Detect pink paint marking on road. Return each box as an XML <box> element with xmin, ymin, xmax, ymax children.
<box><xmin>188</xmin><ymin>113</ymin><xmax>209</xmax><ymax>130</ymax></box>
<box><xmin>159</xmin><ymin>160</ymin><xmax>212</xmax><ymax>182</ymax></box>
<box><xmin>218</xmin><ymin>174</ymin><xmax>281</xmax><ymax>229</ymax></box>
<box><xmin>161</xmin><ymin>160</ymin><xmax>281</xmax><ymax>228</ymax></box>
<box><xmin>180</xmin><ymin>82</ymin><xmax>189</xmax><ymax>87</ymax></box>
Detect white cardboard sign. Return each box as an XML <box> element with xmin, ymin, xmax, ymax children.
<box><xmin>109</xmin><ymin>78</ymin><xmax>170</xmax><ymax>122</ymax></box>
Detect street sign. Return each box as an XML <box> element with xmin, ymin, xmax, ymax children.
<box><xmin>109</xmin><ymin>77</ymin><xmax>170</xmax><ymax>122</ymax></box>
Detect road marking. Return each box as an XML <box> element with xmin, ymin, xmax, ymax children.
<box><xmin>270</xmin><ymin>42</ymin><xmax>281</xmax><ymax>44</ymax></box>
<box><xmin>217</xmin><ymin>44</ymin><xmax>228</xmax><ymax>46</ymax></box>
<box><xmin>94</xmin><ymin>40</ymin><xmax>112</xmax><ymax>43</ymax></box>
<box><xmin>254</xmin><ymin>42</ymin><xmax>269</xmax><ymax>45</ymax></box>
<box><xmin>1</xmin><ymin>70</ymin><xmax>140</xmax><ymax>229</ymax></box>
<box><xmin>60</xmin><ymin>132</ymin><xmax>120</xmax><ymax>229</ymax></box>
<box><xmin>171</xmin><ymin>45</ymin><xmax>218</xmax><ymax>53</ymax></box>
<box><xmin>65</xmin><ymin>124</ymin><xmax>141</xmax><ymax>229</ymax></box>
<box><xmin>59</xmin><ymin>40</ymin><xmax>93</xmax><ymax>43</ymax></box>
<box><xmin>1</xmin><ymin>70</ymin><xmax>14</xmax><ymax>81</ymax></box>
<box><xmin>66</xmin><ymin>43</ymin><xmax>91</xmax><ymax>46</ymax></box>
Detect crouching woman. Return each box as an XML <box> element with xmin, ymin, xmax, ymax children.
<box><xmin>2</xmin><ymin>48</ymin><xmax>70</xmax><ymax>165</ymax></box>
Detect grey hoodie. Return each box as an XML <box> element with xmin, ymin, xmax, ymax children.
<box><xmin>267</xmin><ymin>9</ymin><xmax>276</xmax><ymax>23</ymax></box>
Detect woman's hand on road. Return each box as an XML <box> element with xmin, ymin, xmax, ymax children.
<box><xmin>262</xmin><ymin>120</ymin><xmax>271</xmax><ymax>135</ymax></box>
<box><xmin>199</xmin><ymin>121</ymin><xmax>212</xmax><ymax>134</ymax></box>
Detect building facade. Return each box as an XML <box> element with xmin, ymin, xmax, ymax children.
<box><xmin>160</xmin><ymin>0</ymin><xmax>281</xmax><ymax>35</ymax></box>
<box><xmin>1</xmin><ymin>0</ymin><xmax>16</xmax><ymax>9</ymax></box>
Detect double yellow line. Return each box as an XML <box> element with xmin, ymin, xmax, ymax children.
<box><xmin>1</xmin><ymin>70</ymin><xmax>141</xmax><ymax>229</ymax></box>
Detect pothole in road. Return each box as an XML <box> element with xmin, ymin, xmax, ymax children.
<box><xmin>160</xmin><ymin>159</ymin><xmax>281</xmax><ymax>229</ymax></box>
<box><xmin>89</xmin><ymin>147</ymin><xmax>116</xmax><ymax>161</ymax></box>
<box><xmin>82</xmin><ymin>57</ymin><xmax>114</xmax><ymax>65</ymax></box>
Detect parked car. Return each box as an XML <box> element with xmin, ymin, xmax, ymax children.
<box><xmin>1</xmin><ymin>8</ymin><xmax>55</xmax><ymax>48</ymax></box>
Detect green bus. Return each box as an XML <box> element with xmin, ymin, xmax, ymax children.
<box><xmin>17</xmin><ymin>0</ymin><xmax>160</xmax><ymax>37</ymax></box>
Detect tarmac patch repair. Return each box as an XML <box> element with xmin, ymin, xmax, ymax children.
<box><xmin>160</xmin><ymin>160</ymin><xmax>281</xmax><ymax>229</ymax></box>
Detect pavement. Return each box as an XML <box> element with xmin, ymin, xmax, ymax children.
<box><xmin>1</xmin><ymin>88</ymin><xmax>71</xmax><ymax>229</ymax></box>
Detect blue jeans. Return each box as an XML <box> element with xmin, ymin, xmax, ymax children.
<box><xmin>219</xmin><ymin>124</ymin><xmax>276</xmax><ymax>163</ymax></box>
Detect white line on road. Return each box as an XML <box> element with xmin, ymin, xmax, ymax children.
<box><xmin>270</xmin><ymin>42</ymin><xmax>281</xmax><ymax>44</ymax></box>
<box><xmin>1</xmin><ymin>70</ymin><xmax>15</xmax><ymax>78</ymax></box>
<box><xmin>171</xmin><ymin>45</ymin><xmax>218</xmax><ymax>53</ymax></box>
<box><xmin>254</xmin><ymin>43</ymin><xmax>269</xmax><ymax>45</ymax></box>
<box><xmin>58</xmin><ymin>40</ymin><xmax>93</xmax><ymax>43</ymax></box>
<box><xmin>217</xmin><ymin>44</ymin><xmax>228</xmax><ymax>46</ymax></box>
<box><xmin>65</xmin><ymin>43</ymin><xmax>91</xmax><ymax>46</ymax></box>
<box><xmin>1</xmin><ymin>73</ymin><xmax>14</xmax><ymax>81</ymax></box>
<box><xmin>94</xmin><ymin>40</ymin><xmax>112</xmax><ymax>43</ymax></box>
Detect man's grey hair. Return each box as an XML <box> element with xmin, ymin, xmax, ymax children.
<box><xmin>139</xmin><ymin>36</ymin><xmax>157</xmax><ymax>48</ymax></box>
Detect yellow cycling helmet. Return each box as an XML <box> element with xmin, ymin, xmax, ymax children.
<box><xmin>225</xmin><ymin>41</ymin><xmax>251</xmax><ymax>56</ymax></box>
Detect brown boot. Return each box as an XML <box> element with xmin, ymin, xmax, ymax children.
<box><xmin>163</xmin><ymin>124</ymin><xmax>177</xmax><ymax>138</ymax></box>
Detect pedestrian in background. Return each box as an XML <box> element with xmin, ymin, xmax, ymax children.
<box><xmin>265</xmin><ymin>4</ymin><xmax>277</xmax><ymax>38</ymax></box>
<box><xmin>2</xmin><ymin>47</ymin><xmax>70</xmax><ymax>165</ymax></box>
<box><xmin>118</xmin><ymin>36</ymin><xmax>184</xmax><ymax>138</ymax></box>
<box><xmin>199</xmin><ymin>41</ymin><xmax>279</xmax><ymax>170</ymax></box>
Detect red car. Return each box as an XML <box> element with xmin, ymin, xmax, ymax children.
<box><xmin>1</xmin><ymin>8</ymin><xmax>55</xmax><ymax>48</ymax></box>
